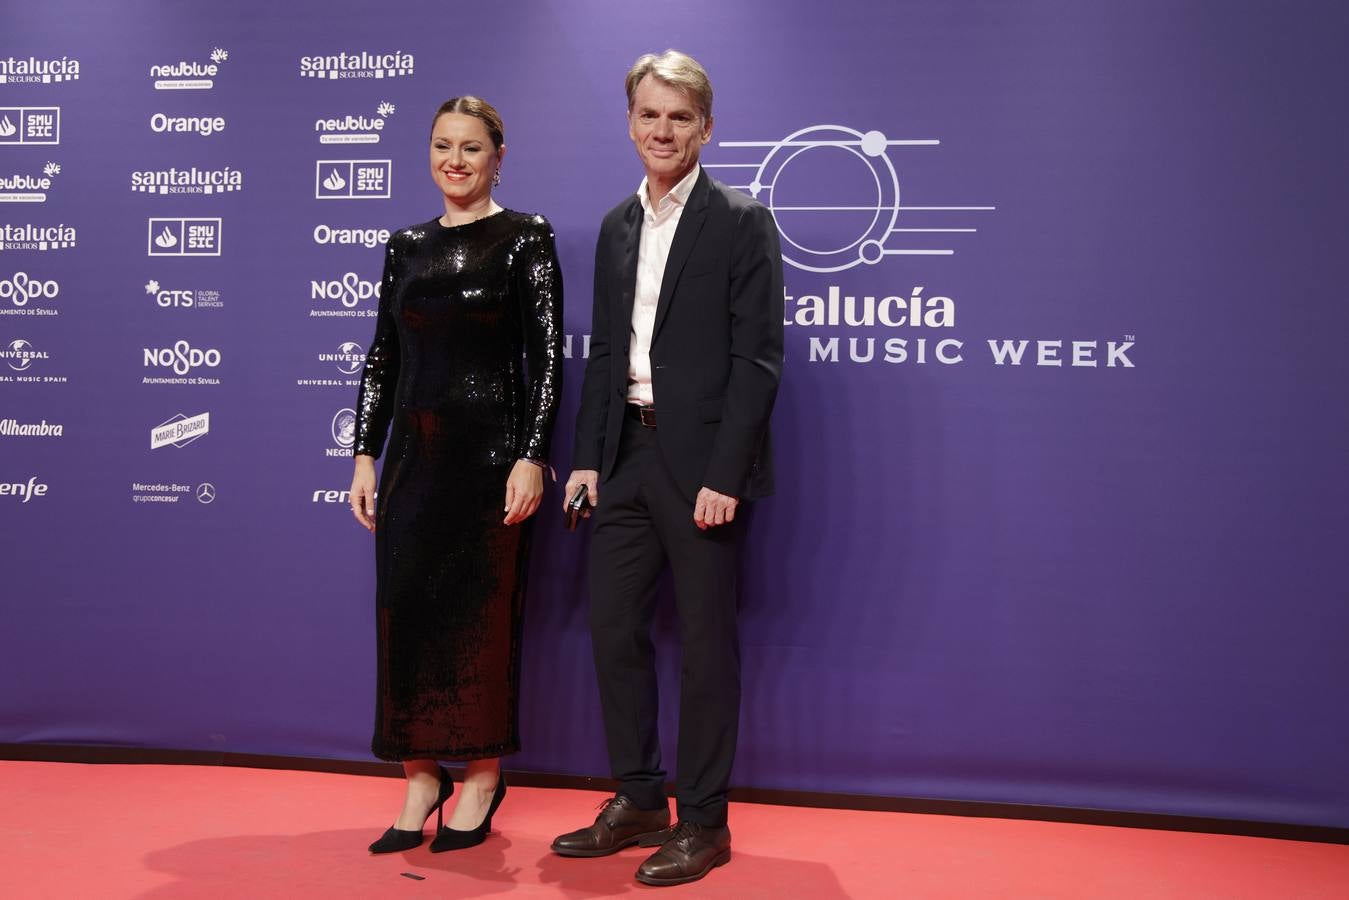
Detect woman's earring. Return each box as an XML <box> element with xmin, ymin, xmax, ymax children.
<box><xmin>492</xmin><ymin>170</ymin><xmax>502</xmax><ymax>188</ymax></box>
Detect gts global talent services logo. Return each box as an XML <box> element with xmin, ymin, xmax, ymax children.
<box><xmin>299</xmin><ymin>50</ymin><xmax>414</xmax><ymax>80</ymax></box>
<box><xmin>148</xmin><ymin>218</ymin><xmax>221</xmax><ymax>256</ymax></box>
<box><xmin>0</xmin><ymin>107</ymin><xmax>60</xmax><ymax>145</ymax></box>
<box><xmin>316</xmin><ymin>160</ymin><xmax>391</xmax><ymax>199</ymax></box>
<box><xmin>316</xmin><ymin>101</ymin><xmax>394</xmax><ymax>144</ymax></box>
<box><xmin>150</xmin><ymin>47</ymin><xmax>228</xmax><ymax>90</ymax></box>
<box><xmin>131</xmin><ymin>165</ymin><xmax>242</xmax><ymax>196</ymax></box>
<box><xmin>0</xmin><ymin>55</ymin><xmax>80</xmax><ymax>84</ymax></box>
<box><xmin>144</xmin><ymin>279</ymin><xmax>223</xmax><ymax>310</ymax></box>
<box><xmin>0</xmin><ymin>161</ymin><xmax>59</xmax><ymax>203</ymax></box>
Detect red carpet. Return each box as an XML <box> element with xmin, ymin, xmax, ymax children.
<box><xmin>0</xmin><ymin>762</ymin><xmax>1345</xmax><ymax>898</ymax></box>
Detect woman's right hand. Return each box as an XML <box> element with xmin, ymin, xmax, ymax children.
<box><xmin>351</xmin><ymin>455</ymin><xmax>377</xmax><ymax>533</ymax></box>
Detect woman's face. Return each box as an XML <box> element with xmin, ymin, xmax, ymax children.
<box><xmin>429</xmin><ymin>112</ymin><xmax>502</xmax><ymax>207</ymax></box>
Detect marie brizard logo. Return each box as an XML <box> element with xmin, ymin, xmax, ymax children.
<box><xmin>706</xmin><ymin>124</ymin><xmax>994</xmax><ymax>273</ymax></box>
<box><xmin>151</xmin><ymin>412</ymin><xmax>210</xmax><ymax>449</ymax></box>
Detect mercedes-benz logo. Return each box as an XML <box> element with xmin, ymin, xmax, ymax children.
<box><xmin>196</xmin><ymin>482</ymin><xmax>216</xmax><ymax>504</ymax></box>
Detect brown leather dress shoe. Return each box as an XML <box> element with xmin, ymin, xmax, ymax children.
<box><xmin>634</xmin><ymin>820</ymin><xmax>731</xmax><ymax>886</ymax></box>
<box><xmin>550</xmin><ymin>794</ymin><xmax>672</xmax><ymax>858</ymax></box>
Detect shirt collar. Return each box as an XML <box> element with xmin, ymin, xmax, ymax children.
<box><xmin>637</xmin><ymin>164</ymin><xmax>701</xmax><ymax>217</ymax></box>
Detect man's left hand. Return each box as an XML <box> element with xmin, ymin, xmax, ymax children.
<box><xmin>693</xmin><ymin>487</ymin><xmax>739</xmax><ymax>530</ymax></box>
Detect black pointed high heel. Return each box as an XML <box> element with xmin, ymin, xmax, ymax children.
<box><xmin>368</xmin><ymin>765</ymin><xmax>456</xmax><ymax>854</ymax></box>
<box><xmin>429</xmin><ymin>774</ymin><xmax>506</xmax><ymax>852</ymax></box>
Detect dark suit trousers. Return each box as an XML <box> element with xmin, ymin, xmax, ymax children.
<box><xmin>589</xmin><ymin>414</ymin><xmax>742</xmax><ymax>827</ymax></box>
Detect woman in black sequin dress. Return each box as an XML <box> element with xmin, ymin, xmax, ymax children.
<box><xmin>349</xmin><ymin>97</ymin><xmax>562</xmax><ymax>853</ymax></box>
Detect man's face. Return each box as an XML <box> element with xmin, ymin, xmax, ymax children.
<box><xmin>627</xmin><ymin>76</ymin><xmax>712</xmax><ymax>185</ymax></box>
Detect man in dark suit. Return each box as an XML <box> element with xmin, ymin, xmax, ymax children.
<box><xmin>550</xmin><ymin>50</ymin><xmax>784</xmax><ymax>887</ymax></box>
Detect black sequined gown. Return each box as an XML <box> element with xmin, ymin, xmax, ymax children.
<box><xmin>354</xmin><ymin>210</ymin><xmax>562</xmax><ymax>761</ymax></box>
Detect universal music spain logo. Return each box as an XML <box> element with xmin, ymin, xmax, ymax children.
<box><xmin>148</xmin><ymin>218</ymin><xmax>221</xmax><ymax>256</ymax></box>
<box><xmin>0</xmin><ymin>107</ymin><xmax>60</xmax><ymax>145</ymax></box>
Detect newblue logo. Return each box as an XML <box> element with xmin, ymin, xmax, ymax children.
<box><xmin>0</xmin><ymin>162</ymin><xmax>58</xmax><ymax>203</ymax></box>
<box><xmin>0</xmin><ymin>56</ymin><xmax>80</xmax><ymax>84</ymax></box>
<box><xmin>150</xmin><ymin>48</ymin><xmax>227</xmax><ymax>90</ymax></box>
<box><xmin>315</xmin><ymin>101</ymin><xmax>393</xmax><ymax>145</ymax></box>
<box><xmin>0</xmin><ymin>107</ymin><xmax>60</xmax><ymax>145</ymax></box>
<box><xmin>315</xmin><ymin>160</ymin><xmax>391</xmax><ymax>199</ymax></box>
<box><xmin>299</xmin><ymin>50</ymin><xmax>413</xmax><ymax>80</ymax></box>
<box><xmin>148</xmin><ymin>218</ymin><xmax>221</xmax><ymax>256</ymax></box>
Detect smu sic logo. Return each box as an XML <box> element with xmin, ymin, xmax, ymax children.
<box><xmin>143</xmin><ymin>340</ymin><xmax>221</xmax><ymax>376</ymax></box>
<box><xmin>148</xmin><ymin>218</ymin><xmax>221</xmax><ymax>256</ymax></box>
<box><xmin>0</xmin><ymin>107</ymin><xmax>60</xmax><ymax>145</ymax></box>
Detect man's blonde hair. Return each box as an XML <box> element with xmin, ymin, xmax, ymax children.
<box><xmin>625</xmin><ymin>50</ymin><xmax>713</xmax><ymax>121</ymax></box>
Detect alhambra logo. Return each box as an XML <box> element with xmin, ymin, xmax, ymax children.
<box><xmin>315</xmin><ymin>101</ymin><xmax>394</xmax><ymax>144</ymax></box>
<box><xmin>299</xmin><ymin>50</ymin><xmax>414</xmax><ymax>80</ymax></box>
<box><xmin>0</xmin><ymin>107</ymin><xmax>60</xmax><ymax>145</ymax></box>
<box><xmin>151</xmin><ymin>48</ymin><xmax>228</xmax><ymax>90</ymax></box>
<box><xmin>0</xmin><ymin>161</ymin><xmax>58</xmax><ymax>203</ymax></box>
<box><xmin>705</xmin><ymin>123</ymin><xmax>994</xmax><ymax>273</ymax></box>
<box><xmin>0</xmin><ymin>56</ymin><xmax>80</xmax><ymax>84</ymax></box>
<box><xmin>131</xmin><ymin>166</ymin><xmax>242</xmax><ymax>195</ymax></box>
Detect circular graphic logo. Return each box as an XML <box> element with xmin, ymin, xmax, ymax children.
<box><xmin>332</xmin><ymin>408</ymin><xmax>356</xmax><ymax>449</ymax></box>
<box><xmin>195</xmin><ymin>482</ymin><xmax>216</xmax><ymax>504</ymax></box>
<box><xmin>748</xmin><ymin>125</ymin><xmax>899</xmax><ymax>273</ymax></box>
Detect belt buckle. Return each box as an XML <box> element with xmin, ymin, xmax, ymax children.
<box><xmin>638</xmin><ymin>406</ymin><xmax>656</xmax><ymax>427</ymax></box>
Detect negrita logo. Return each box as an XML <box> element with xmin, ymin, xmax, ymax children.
<box><xmin>328</xmin><ymin>408</ymin><xmax>356</xmax><ymax>457</ymax></box>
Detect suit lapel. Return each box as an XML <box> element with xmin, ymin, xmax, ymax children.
<box><xmin>651</xmin><ymin>169</ymin><xmax>710</xmax><ymax>344</ymax></box>
<box><xmin>615</xmin><ymin>197</ymin><xmax>642</xmax><ymax>334</ymax></box>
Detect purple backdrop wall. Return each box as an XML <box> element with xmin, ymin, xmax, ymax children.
<box><xmin>3</xmin><ymin>1</ymin><xmax>1347</xmax><ymax>828</ymax></box>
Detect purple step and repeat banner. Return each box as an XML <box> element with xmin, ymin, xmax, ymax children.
<box><xmin>3</xmin><ymin>1</ymin><xmax>1347</xmax><ymax>827</ymax></box>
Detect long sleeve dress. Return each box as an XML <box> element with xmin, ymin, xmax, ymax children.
<box><xmin>353</xmin><ymin>210</ymin><xmax>562</xmax><ymax>761</ymax></box>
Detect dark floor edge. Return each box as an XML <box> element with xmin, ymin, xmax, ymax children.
<box><xmin>4</xmin><ymin>743</ymin><xmax>1345</xmax><ymax>845</ymax></box>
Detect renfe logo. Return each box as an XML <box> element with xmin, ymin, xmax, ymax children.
<box><xmin>0</xmin><ymin>476</ymin><xmax>48</xmax><ymax>502</ymax></box>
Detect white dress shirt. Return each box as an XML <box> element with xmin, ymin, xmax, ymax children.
<box><xmin>627</xmin><ymin>165</ymin><xmax>701</xmax><ymax>406</ymax></box>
